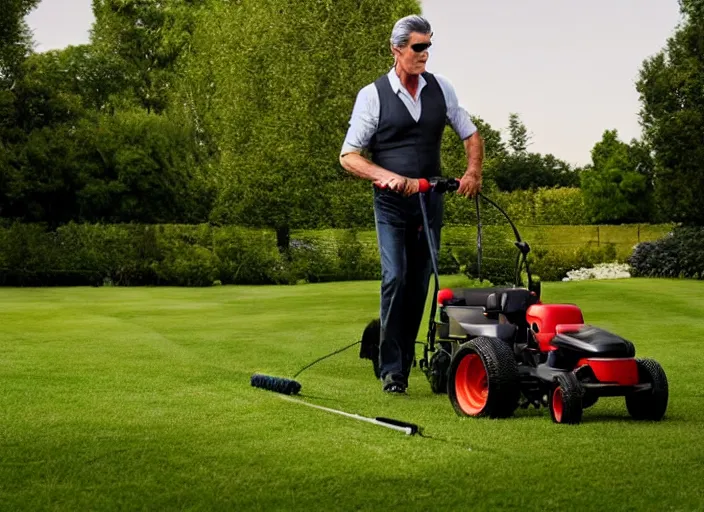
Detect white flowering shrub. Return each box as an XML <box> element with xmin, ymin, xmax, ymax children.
<box><xmin>562</xmin><ymin>263</ymin><xmax>632</xmax><ymax>282</ymax></box>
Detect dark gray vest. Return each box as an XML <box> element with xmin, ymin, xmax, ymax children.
<box><xmin>369</xmin><ymin>71</ymin><xmax>447</xmax><ymax>180</ymax></box>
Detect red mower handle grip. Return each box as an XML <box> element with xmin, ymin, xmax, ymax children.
<box><xmin>418</xmin><ymin>177</ymin><xmax>460</xmax><ymax>194</ymax></box>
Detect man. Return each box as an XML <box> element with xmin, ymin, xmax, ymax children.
<box><xmin>339</xmin><ymin>15</ymin><xmax>484</xmax><ymax>393</ymax></box>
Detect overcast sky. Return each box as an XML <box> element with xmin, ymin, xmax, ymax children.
<box><xmin>26</xmin><ymin>0</ymin><xmax>682</xmax><ymax>166</ymax></box>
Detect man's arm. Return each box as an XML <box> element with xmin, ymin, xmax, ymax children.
<box><xmin>339</xmin><ymin>85</ymin><xmax>418</xmax><ymax>195</ymax></box>
<box><xmin>458</xmin><ymin>131</ymin><xmax>484</xmax><ymax>197</ymax></box>
<box><xmin>339</xmin><ymin>152</ymin><xmax>405</xmax><ymax>189</ymax></box>
<box><xmin>435</xmin><ymin>74</ymin><xmax>483</xmax><ymax>197</ymax></box>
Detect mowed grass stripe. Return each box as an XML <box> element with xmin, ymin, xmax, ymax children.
<box><xmin>0</xmin><ymin>279</ymin><xmax>702</xmax><ymax>511</ymax></box>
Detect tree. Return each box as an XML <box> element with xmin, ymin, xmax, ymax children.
<box><xmin>636</xmin><ymin>0</ymin><xmax>704</xmax><ymax>224</ymax></box>
<box><xmin>486</xmin><ymin>112</ymin><xmax>581</xmax><ymax>193</ymax></box>
<box><xmin>91</xmin><ymin>0</ymin><xmax>204</xmax><ymax>113</ymax></box>
<box><xmin>580</xmin><ymin>129</ymin><xmax>654</xmax><ymax>223</ymax></box>
<box><xmin>1</xmin><ymin>45</ymin><xmax>213</xmax><ymax>225</ymax></box>
<box><xmin>441</xmin><ymin>115</ymin><xmax>506</xmax><ymax>177</ymax></box>
<box><xmin>0</xmin><ymin>0</ymin><xmax>39</xmax><ymax>86</ymax></box>
<box><xmin>183</xmin><ymin>0</ymin><xmax>421</xmax><ymax>251</ymax></box>
<box><xmin>489</xmin><ymin>152</ymin><xmax>578</xmax><ymax>192</ymax></box>
<box><xmin>507</xmin><ymin>112</ymin><xmax>531</xmax><ymax>154</ymax></box>
<box><xmin>0</xmin><ymin>47</ymin><xmax>89</xmax><ymax>222</ymax></box>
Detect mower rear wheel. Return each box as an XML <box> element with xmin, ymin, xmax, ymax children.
<box><xmin>549</xmin><ymin>372</ymin><xmax>583</xmax><ymax>425</ymax></box>
<box><xmin>448</xmin><ymin>337</ymin><xmax>520</xmax><ymax>418</ymax></box>
<box><xmin>626</xmin><ymin>358</ymin><xmax>668</xmax><ymax>421</ymax></box>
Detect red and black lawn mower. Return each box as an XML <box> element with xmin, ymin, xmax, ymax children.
<box><xmin>361</xmin><ymin>177</ymin><xmax>669</xmax><ymax>425</ymax></box>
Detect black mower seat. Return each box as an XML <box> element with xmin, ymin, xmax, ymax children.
<box><xmin>551</xmin><ymin>326</ymin><xmax>636</xmax><ymax>358</ymax></box>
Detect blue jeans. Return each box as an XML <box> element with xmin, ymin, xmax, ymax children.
<box><xmin>373</xmin><ymin>188</ymin><xmax>443</xmax><ymax>383</ymax></box>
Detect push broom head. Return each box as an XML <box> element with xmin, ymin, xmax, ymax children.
<box><xmin>250</xmin><ymin>373</ymin><xmax>302</xmax><ymax>395</ymax></box>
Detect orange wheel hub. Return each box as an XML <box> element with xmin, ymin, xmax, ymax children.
<box><xmin>454</xmin><ymin>353</ymin><xmax>488</xmax><ymax>415</ymax></box>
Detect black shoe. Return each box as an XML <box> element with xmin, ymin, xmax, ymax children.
<box><xmin>382</xmin><ymin>373</ymin><xmax>407</xmax><ymax>394</ymax></box>
<box><xmin>384</xmin><ymin>383</ymin><xmax>406</xmax><ymax>394</ymax></box>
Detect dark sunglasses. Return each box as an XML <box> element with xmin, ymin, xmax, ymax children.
<box><xmin>410</xmin><ymin>42</ymin><xmax>432</xmax><ymax>53</ymax></box>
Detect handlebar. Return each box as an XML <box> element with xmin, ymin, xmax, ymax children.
<box><xmin>417</xmin><ymin>177</ymin><xmax>460</xmax><ymax>194</ymax></box>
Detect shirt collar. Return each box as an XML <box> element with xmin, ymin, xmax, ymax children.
<box><xmin>387</xmin><ymin>67</ymin><xmax>427</xmax><ymax>97</ymax></box>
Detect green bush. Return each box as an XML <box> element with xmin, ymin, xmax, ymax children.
<box><xmin>54</xmin><ymin>223</ymin><xmax>158</xmax><ymax>285</ymax></box>
<box><xmin>212</xmin><ymin>226</ymin><xmax>284</xmax><ymax>284</ymax></box>
<box><xmin>441</xmin><ymin>187</ymin><xmax>587</xmax><ymax>226</ymax></box>
<box><xmin>534</xmin><ymin>188</ymin><xmax>587</xmax><ymax>225</ymax></box>
<box><xmin>629</xmin><ymin>226</ymin><xmax>704</xmax><ymax>279</ymax></box>
<box><xmin>529</xmin><ymin>242</ymin><xmax>618</xmax><ymax>282</ymax></box>
<box><xmin>285</xmin><ymin>237</ymin><xmax>341</xmax><ymax>284</ymax></box>
<box><xmin>336</xmin><ymin>230</ymin><xmax>380</xmax><ymax>281</ymax></box>
<box><xmin>445</xmin><ymin>227</ymin><xmax>517</xmax><ymax>285</ymax></box>
<box><xmin>335</xmin><ymin>186</ymin><xmax>588</xmax><ymax>228</ymax></box>
<box><xmin>0</xmin><ymin>222</ymin><xmax>656</xmax><ymax>287</ymax></box>
<box><xmin>0</xmin><ymin>222</ymin><xmax>61</xmax><ymax>285</ymax></box>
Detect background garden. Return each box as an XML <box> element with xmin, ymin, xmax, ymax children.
<box><xmin>2</xmin><ymin>1</ymin><xmax>704</xmax><ymax>511</ymax></box>
<box><xmin>3</xmin><ymin>0</ymin><xmax>704</xmax><ymax>285</ymax></box>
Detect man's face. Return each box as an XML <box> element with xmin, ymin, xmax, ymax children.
<box><xmin>393</xmin><ymin>31</ymin><xmax>432</xmax><ymax>75</ymax></box>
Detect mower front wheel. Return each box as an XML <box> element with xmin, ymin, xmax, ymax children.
<box><xmin>626</xmin><ymin>358</ymin><xmax>668</xmax><ymax>421</ymax></box>
<box><xmin>448</xmin><ymin>337</ymin><xmax>520</xmax><ymax>418</ymax></box>
<box><xmin>550</xmin><ymin>372</ymin><xmax>583</xmax><ymax>425</ymax></box>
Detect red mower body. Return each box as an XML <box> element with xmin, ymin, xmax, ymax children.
<box><xmin>434</xmin><ymin>290</ymin><xmax>669</xmax><ymax>425</ymax></box>
<box><xmin>395</xmin><ymin>177</ymin><xmax>669</xmax><ymax>425</ymax></box>
<box><xmin>525</xmin><ymin>304</ymin><xmax>584</xmax><ymax>352</ymax></box>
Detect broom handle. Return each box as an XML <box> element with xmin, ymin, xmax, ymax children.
<box><xmin>278</xmin><ymin>395</ymin><xmax>418</xmax><ymax>435</ymax></box>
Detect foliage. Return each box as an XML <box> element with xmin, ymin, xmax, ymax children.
<box><xmin>507</xmin><ymin>112</ymin><xmax>530</xmax><ymax>154</ymax></box>
<box><xmin>529</xmin><ymin>242</ymin><xmax>618</xmax><ymax>282</ymax></box>
<box><xmin>91</xmin><ymin>0</ymin><xmax>205</xmax><ymax>113</ymax></box>
<box><xmin>19</xmin><ymin>45</ymin><xmax>130</xmax><ymax>113</ymax></box>
<box><xmin>533</xmin><ymin>187</ymin><xmax>587</xmax><ymax>225</ymax></box>
<box><xmin>636</xmin><ymin>0</ymin><xmax>704</xmax><ymax>224</ymax></box>
<box><xmin>447</xmin><ymin>228</ymin><xmax>517</xmax><ymax>285</ymax></box>
<box><xmin>481</xmin><ymin>113</ymin><xmax>580</xmax><ymax>193</ymax></box>
<box><xmin>1</xmin><ymin>220</ymin><xmax>661</xmax><ymax>286</ymax></box>
<box><xmin>580</xmin><ymin>130</ymin><xmax>654</xmax><ymax>223</ymax></box>
<box><xmin>1</xmin><ymin>104</ymin><xmax>213</xmax><ymax>225</ymax></box>
<box><xmin>629</xmin><ymin>226</ymin><xmax>704</xmax><ymax>279</ymax></box>
<box><xmin>444</xmin><ymin>187</ymin><xmax>587</xmax><ymax>226</ymax></box>
<box><xmin>182</xmin><ymin>0</ymin><xmax>421</xmax><ymax>244</ymax></box>
<box><xmin>489</xmin><ymin>152</ymin><xmax>580</xmax><ymax>192</ymax></box>
<box><xmin>0</xmin><ymin>0</ymin><xmax>39</xmax><ymax>85</ymax></box>
<box><xmin>0</xmin><ymin>222</ymin><xmax>387</xmax><ymax>286</ymax></box>
<box><xmin>440</xmin><ymin>116</ymin><xmax>507</xmax><ymax>178</ymax></box>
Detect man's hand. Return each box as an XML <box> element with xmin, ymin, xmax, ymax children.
<box><xmin>401</xmin><ymin>178</ymin><xmax>420</xmax><ymax>197</ymax></box>
<box><xmin>373</xmin><ymin>175</ymin><xmax>420</xmax><ymax>197</ymax></box>
<box><xmin>457</xmin><ymin>172</ymin><xmax>482</xmax><ymax>198</ymax></box>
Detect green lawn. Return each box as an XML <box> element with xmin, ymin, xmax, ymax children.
<box><xmin>1</xmin><ymin>278</ymin><xmax>702</xmax><ymax>511</ymax></box>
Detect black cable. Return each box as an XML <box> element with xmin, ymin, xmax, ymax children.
<box><xmin>419</xmin><ymin>192</ymin><xmax>440</xmax><ymax>351</ymax></box>
<box><xmin>475</xmin><ymin>194</ymin><xmax>482</xmax><ymax>283</ymax></box>
<box><xmin>478</xmin><ymin>193</ymin><xmax>522</xmax><ymax>243</ymax></box>
<box><xmin>292</xmin><ymin>340</ymin><xmax>361</xmax><ymax>379</ymax></box>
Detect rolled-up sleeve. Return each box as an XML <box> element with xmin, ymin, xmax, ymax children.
<box><xmin>340</xmin><ymin>84</ymin><xmax>379</xmax><ymax>156</ymax></box>
<box><xmin>435</xmin><ymin>74</ymin><xmax>477</xmax><ymax>140</ymax></box>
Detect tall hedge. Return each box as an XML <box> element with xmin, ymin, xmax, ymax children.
<box><xmin>0</xmin><ymin>222</ymin><xmax>380</xmax><ymax>286</ymax></box>
<box><xmin>442</xmin><ymin>187</ymin><xmax>587</xmax><ymax>227</ymax></box>
<box><xmin>0</xmin><ymin>220</ymin><xmax>630</xmax><ymax>286</ymax></box>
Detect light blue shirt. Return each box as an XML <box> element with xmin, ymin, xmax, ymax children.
<box><xmin>341</xmin><ymin>68</ymin><xmax>477</xmax><ymax>156</ymax></box>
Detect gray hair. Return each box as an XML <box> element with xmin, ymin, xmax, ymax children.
<box><xmin>389</xmin><ymin>15</ymin><xmax>432</xmax><ymax>49</ymax></box>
